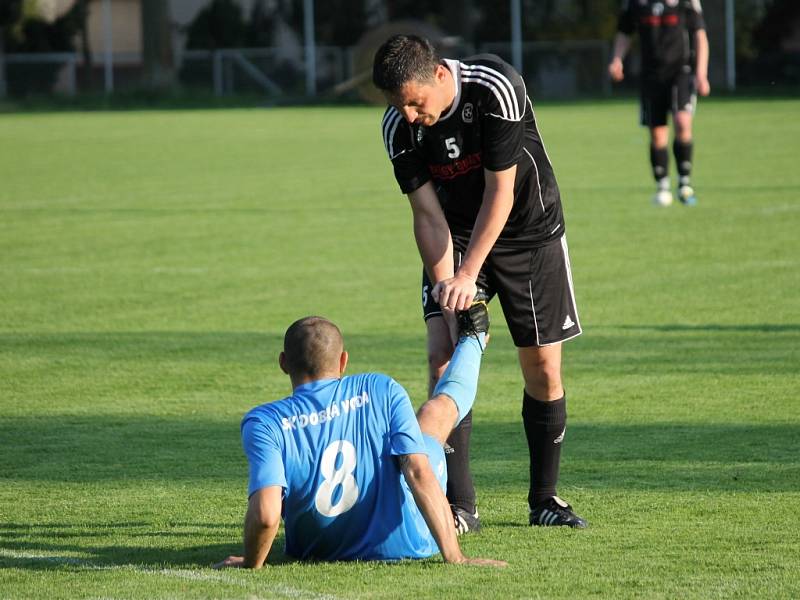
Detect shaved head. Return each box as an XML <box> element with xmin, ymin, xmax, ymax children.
<box><xmin>282</xmin><ymin>317</ymin><xmax>344</xmax><ymax>379</ymax></box>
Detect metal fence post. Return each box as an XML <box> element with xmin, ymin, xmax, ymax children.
<box><xmin>303</xmin><ymin>0</ymin><xmax>316</xmax><ymax>96</ymax></box>
<box><xmin>510</xmin><ymin>0</ymin><xmax>523</xmax><ymax>74</ymax></box>
<box><xmin>725</xmin><ymin>0</ymin><xmax>736</xmax><ymax>91</ymax></box>
<box><xmin>0</xmin><ymin>31</ymin><xmax>6</xmax><ymax>98</ymax></box>
<box><xmin>103</xmin><ymin>0</ymin><xmax>114</xmax><ymax>93</ymax></box>
<box><xmin>67</xmin><ymin>55</ymin><xmax>77</xmax><ymax>96</ymax></box>
<box><xmin>213</xmin><ymin>50</ymin><xmax>223</xmax><ymax>96</ymax></box>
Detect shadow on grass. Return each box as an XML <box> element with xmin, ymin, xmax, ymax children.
<box><xmin>470</xmin><ymin>419</ymin><xmax>799</xmax><ymax>493</ymax></box>
<box><xmin>0</xmin><ymin>331</ymin><xmax>284</xmax><ymax>365</ymax></box>
<box><xmin>0</xmin><ymin>330</ymin><xmax>422</xmax><ymax>368</ymax></box>
<box><xmin>1</xmin><ymin>323</ymin><xmax>797</xmax><ymax>380</ymax></box>
<box><xmin>2</xmin><ymin>414</ymin><xmax>797</xmax><ymax>492</ymax></box>
<box><xmin>566</xmin><ymin>323</ymin><xmax>799</xmax><ymax>376</ymax></box>
<box><xmin>0</xmin><ymin>521</ymin><xmax>290</xmax><ymax>570</ymax></box>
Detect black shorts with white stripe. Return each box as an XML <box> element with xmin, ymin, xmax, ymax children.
<box><xmin>421</xmin><ymin>235</ymin><xmax>582</xmax><ymax>347</ymax></box>
<box><xmin>640</xmin><ymin>67</ymin><xmax>697</xmax><ymax>128</ymax></box>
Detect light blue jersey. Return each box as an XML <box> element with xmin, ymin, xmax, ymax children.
<box><xmin>241</xmin><ymin>373</ymin><xmax>444</xmax><ymax>561</ymax></box>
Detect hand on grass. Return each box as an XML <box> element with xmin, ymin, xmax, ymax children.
<box><xmin>456</xmin><ymin>557</ymin><xmax>508</xmax><ymax>568</ymax></box>
<box><xmin>214</xmin><ymin>555</ymin><xmax>245</xmax><ymax>569</ymax></box>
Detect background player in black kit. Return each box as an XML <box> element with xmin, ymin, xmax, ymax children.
<box><xmin>373</xmin><ymin>35</ymin><xmax>587</xmax><ymax>531</ymax></box>
<box><xmin>609</xmin><ymin>0</ymin><xmax>710</xmax><ymax>206</ymax></box>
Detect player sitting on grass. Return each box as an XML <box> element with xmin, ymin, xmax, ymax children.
<box><xmin>215</xmin><ymin>303</ymin><xmax>505</xmax><ymax>567</ymax></box>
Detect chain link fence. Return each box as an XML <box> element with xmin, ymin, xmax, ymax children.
<box><xmin>2</xmin><ymin>40</ymin><xmax>613</xmax><ymax>101</ymax></box>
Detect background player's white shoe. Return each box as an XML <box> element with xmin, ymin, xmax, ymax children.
<box><xmin>678</xmin><ymin>184</ymin><xmax>697</xmax><ymax>206</ymax></box>
<box><xmin>652</xmin><ymin>189</ymin><xmax>674</xmax><ymax>207</ymax></box>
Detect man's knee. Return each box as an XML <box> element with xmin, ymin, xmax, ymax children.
<box><xmin>428</xmin><ymin>345</ymin><xmax>451</xmax><ymax>373</ymax></box>
<box><xmin>650</xmin><ymin>126</ymin><xmax>669</xmax><ymax>148</ymax></box>
<box><xmin>417</xmin><ymin>395</ymin><xmax>456</xmax><ymax>445</ymax></box>
<box><xmin>519</xmin><ymin>346</ymin><xmax>563</xmax><ymax>399</ymax></box>
<box><xmin>674</xmin><ymin>112</ymin><xmax>693</xmax><ymax>141</ymax></box>
<box><xmin>526</xmin><ymin>361</ymin><xmax>562</xmax><ymax>390</ymax></box>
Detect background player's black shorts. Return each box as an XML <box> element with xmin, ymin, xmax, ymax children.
<box><xmin>640</xmin><ymin>67</ymin><xmax>697</xmax><ymax>127</ymax></box>
<box><xmin>421</xmin><ymin>235</ymin><xmax>582</xmax><ymax>347</ymax></box>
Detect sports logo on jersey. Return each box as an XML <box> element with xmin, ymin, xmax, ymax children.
<box><xmin>416</xmin><ymin>126</ymin><xmax>426</xmax><ymax>144</ymax></box>
<box><xmin>462</xmin><ymin>103</ymin><xmax>474</xmax><ymax>123</ymax></box>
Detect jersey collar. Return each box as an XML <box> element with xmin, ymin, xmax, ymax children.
<box><xmin>438</xmin><ymin>59</ymin><xmax>461</xmax><ymax>122</ymax></box>
<box><xmin>293</xmin><ymin>378</ymin><xmax>339</xmax><ymax>393</ymax></box>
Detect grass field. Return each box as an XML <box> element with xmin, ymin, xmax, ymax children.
<box><xmin>1</xmin><ymin>97</ymin><xmax>799</xmax><ymax>599</ymax></box>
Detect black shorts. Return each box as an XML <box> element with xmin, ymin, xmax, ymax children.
<box><xmin>640</xmin><ymin>68</ymin><xmax>697</xmax><ymax>128</ymax></box>
<box><xmin>421</xmin><ymin>236</ymin><xmax>582</xmax><ymax>347</ymax></box>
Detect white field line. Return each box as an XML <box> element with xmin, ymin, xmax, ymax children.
<box><xmin>761</xmin><ymin>203</ymin><xmax>800</xmax><ymax>215</ymax></box>
<box><xmin>0</xmin><ymin>549</ymin><xmax>340</xmax><ymax>600</ymax></box>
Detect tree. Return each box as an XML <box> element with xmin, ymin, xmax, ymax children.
<box><xmin>0</xmin><ymin>0</ymin><xmax>23</xmax><ymax>97</ymax></box>
<box><xmin>185</xmin><ymin>0</ymin><xmax>246</xmax><ymax>49</ymax></box>
<box><xmin>316</xmin><ymin>0</ymin><xmax>368</xmax><ymax>46</ymax></box>
<box><xmin>72</xmin><ymin>0</ymin><xmax>93</xmax><ymax>88</ymax></box>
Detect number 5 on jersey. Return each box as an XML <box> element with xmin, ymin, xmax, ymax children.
<box><xmin>445</xmin><ymin>137</ymin><xmax>461</xmax><ymax>159</ymax></box>
<box><xmin>314</xmin><ymin>440</ymin><xmax>359</xmax><ymax>517</ymax></box>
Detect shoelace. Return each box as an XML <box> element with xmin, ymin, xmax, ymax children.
<box><xmin>456</xmin><ymin>304</ymin><xmax>487</xmax><ymax>352</ymax></box>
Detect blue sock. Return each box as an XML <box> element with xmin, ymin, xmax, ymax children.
<box><xmin>432</xmin><ymin>333</ymin><xmax>485</xmax><ymax>425</ymax></box>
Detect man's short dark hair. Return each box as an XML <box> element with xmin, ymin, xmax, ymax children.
<box><xmin>283</xmin><ymin>316</ymin><xmax>343</xmax><ymax>378</ymax></box>
<box><xmin>372</xmin><ymin>34</ymin><xmax>440</xmax><ymax>93</ymax></box>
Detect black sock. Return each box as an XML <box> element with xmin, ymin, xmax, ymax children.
<box><xmin>522</xmin><ymin>392</ymin><xmax>566</xmax><ymax>508</ymax></box>
<box><xmin>445</xmin><ymin>409</ymin><xmax>476</xmax><ymax>514</ymax></box>
<box><xmin>673</xmin><ymin>139</ymin><xmax>693</xmax><ymax>185</ymax></box>
<box><xmin>650</xmin><ymin>145</ymin><xmax>669</xmax><ymax>183</ymax></box>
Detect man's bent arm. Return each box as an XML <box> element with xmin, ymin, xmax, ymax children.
<box><xmin>243</xmin><ymin>486</ymin><xmax>283</xmax><ymax>568</ymax></box>
<box><xmin>399</xmin><ymin>453</ymin><xmax>465</xmax><ymax>563</ymax></box>
<box><xmin>215</xmin><ymin>485</ymin><xmax>282</xmax><ymax>569</ymax></box>
<box><xmin>435</xmin><ymin>166</ymin><xmax>516</xmax><ymax>311</ymax></box>
<box><xmin>408</xmin><ymin>182</ymin><xmax>455</xmax><ymax>284</ymax></box>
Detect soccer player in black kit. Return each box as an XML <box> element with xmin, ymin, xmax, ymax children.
<box><xmin>609</xmin><ymin>0</ymin><xmax>710</xmax><ymax>206</ymax></box>
<box><xmin>373</xmin><ymin>35</ymin><xmax>587</xmax><ymax>531</ymax></box>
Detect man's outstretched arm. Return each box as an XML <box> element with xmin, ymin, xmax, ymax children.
<box><xmin>408</xmin><ymin>181</ymin><xmax>455</xmax><ymax>286</ymax></box>
<box><xmin>215</xmin><ymin>486</ymin><xmax>282</xmax><ymax>569</ymax></box>
<box><xmin>399</xmin><ymin>453</ymin><xmax>506</xmax><ymax>567</ymax></box>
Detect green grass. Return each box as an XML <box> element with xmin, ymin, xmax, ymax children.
<box><xmin>1</xmin><ymin>98</ymin><xmax>799</xmax><ymax>599</ymax></box>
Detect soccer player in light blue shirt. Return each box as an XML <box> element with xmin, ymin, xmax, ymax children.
<box><xmin>215</xmin><ymin>310</ymin><xmax>505</xmax><ymax>568</ymax></box>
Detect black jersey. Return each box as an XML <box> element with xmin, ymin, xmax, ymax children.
<box><xmin>618</xmin><ymin>0</ymin><xmax>706</xmax><ymax>82</ymax></box>
<box><xmin>381</xmin><ymin>55</ymin><xmax>564</xmax><ymax>248</ymax></box>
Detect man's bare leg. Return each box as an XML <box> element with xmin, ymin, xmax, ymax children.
<box><xmin>426</xmin><ymin>316</ymin><xmax>477</xmax><ymax>517</ymax></box>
